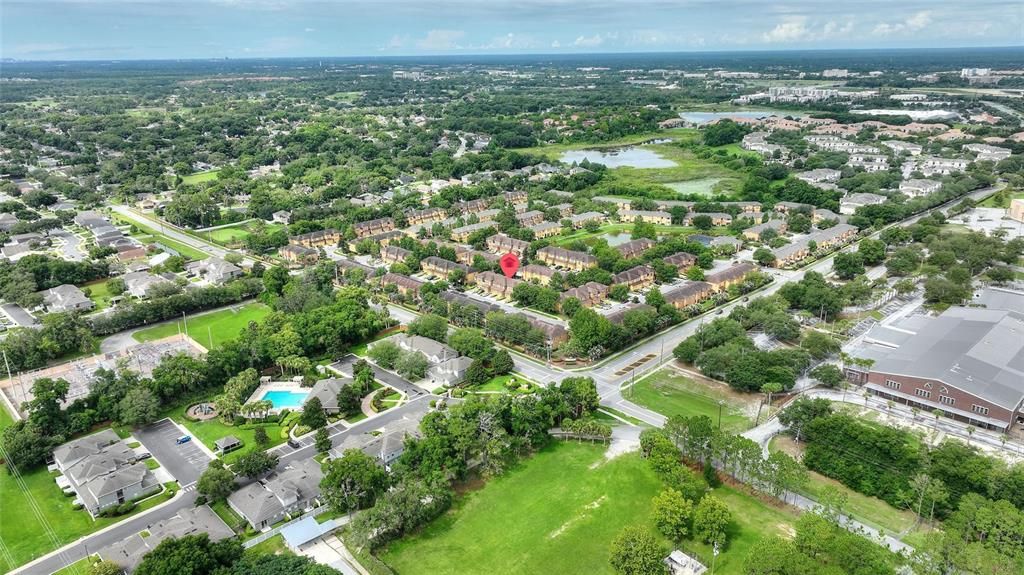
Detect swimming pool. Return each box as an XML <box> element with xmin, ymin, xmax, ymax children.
<box><xmin>258</xmin><ymin>390</ymin><xmax>310</xmax><ymax>410</ymax></box>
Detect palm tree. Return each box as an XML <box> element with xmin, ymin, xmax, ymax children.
<box><xmin>966</xmin><ymin>425</ymin><xmax>976</xmax><ymax>446</ymax></box>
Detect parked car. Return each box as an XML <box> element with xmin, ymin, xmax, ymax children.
<box><xmin>175</xmin><ymin>435</ymin><xmax>191</xmax><ymax>445</ymax></box>
<box><xmin>136</xmin><ymin>452</ymin><xmax>152</xmax><ymax>460</ymax></box>
<box><xmin>287</xmin><ymin>439</ymin><xmax>302</xmax><ymax>449</ymax></box>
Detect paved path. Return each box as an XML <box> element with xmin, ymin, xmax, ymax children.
<box><xmin>109</xmin><ymin>206</ymin><xmax>259</xmax><ymax>266</ymax></box>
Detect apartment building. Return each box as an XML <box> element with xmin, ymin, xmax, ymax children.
<box><xmin>611</xmin><ymin>264</ymin><xmax>656</xmax><ymax>292</ymax></box>
<box><xmin>664</xmin><ymin>281</ymin><xmax>714</xmax><ymax>309</ymax></box>
<box><xmin>486</xmin><ymin>233</ymin><xmax>530</xmax><ymax>257</ymax></box>
<box><xmin>536</xmin><ymin>246</ymin><xmax>598</xmax><ymax>271</ymax></box>
<box><xmin>522</xmin><ymin>264</ymin><xmax>556</xmax><ymax>285</ymax></box>
<box><xmin>616</xmin><ymin>238</ymin><xmax>657</xmax><ymax>260</ymax></box>
<box><xmin>705</xmin><ymin>262</ymin><xmax>757</xmax><ymax>292</ymax></box>
<box><xmin>619</xmin><ymin>209</ymin><xmax>672</xmax><ymax>225</ymax></box>
<box><xmin>289</xmin><ymin>229</ymin><xmax>342</xmax><ymax>248</ymax></box>
<box><xmin>561</xmin><ymin>282</ymin><xmax>609</xmax><ymax>308</ymax></box>
<box><xmin>353</xmin><ymin>218</ymin><xmax>396</xmax><ymax>239</ymax></box>
<box><xmin>422</xmin><ymin>256</ymin><xmax>473</xmax><ymax>280</ymax></box>
<box><xmin>475</xmin><ymin>270</ymin><xmax>522</xmax><ymax>299</ymax></box>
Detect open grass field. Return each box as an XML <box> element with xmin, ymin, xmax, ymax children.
<box><xmin>205</xmin><ymin>221</ymin><xmax>282</xmax><ymax>246</ymax></box>
<box><xmin>82</xmin><ymin>279</ymin><xmax>115</xmax><ymax>311</ymax></box>
<box><xmin>381</xmin><ymin>441</ymin><xmax>800</xmax><ymax>575</ymax></box>
<box><xmin>471</xmin><ymin>373</ymin><xmax>539</xmax><ymax>394</ymax></box>
<box><xmin>180</xmin><ymin>170</ymin><xmax>220</xmax><ymax>185</ymax></box>
<box><xmin>978</xmin><ymin>190</ymin><xmax>1024</xmax><ymax>208</ymax></box>
<box><xmin>51</xmin><ymin>556</ymin><xmax>97</xmax><ymax>575</ymax></box>
<box><xmin>0</xmin><ymin>411</ymin><xmax>176</xmax><ymax>572</ymax></box>
<box><xmin>627</xmin><ymin>367</ymin><xmax>754</xmax><ymax>433</ymax></box>
<box><xmin>162</xmin><ymin>401</ymin><xmax>296</xmax><ymax>465</ymax></box>
<box><xmin>768</xmin><ymin>435</ymin><xmax>921</xmax><ymax>537</ymax></box>
<box><xmin>132</xmin><ymin>302</ymin><xmax>270</xmax><ymax>349</ymax></box>
<box><xmin>551</xmin><ymin>223</ymin><xmax>703</xmax><ymax>247</ymax></box>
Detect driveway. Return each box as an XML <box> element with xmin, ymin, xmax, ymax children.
<box><xmin>328</xmin><ymin>354</ymin><xmax>426</xmax><ymax>398</ymax></box>
<box><xmin>134</xmin><ymin>419</ymin><xmax>212</xmax><ymax>487</ymax></box>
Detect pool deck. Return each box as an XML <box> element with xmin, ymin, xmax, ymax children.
<box><xmin>246</xmin><ymin>380</ymin><xmax>309</xmax><ymax>412</ymax></box>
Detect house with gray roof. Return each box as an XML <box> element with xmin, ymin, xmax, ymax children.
<box><xmin>41</xmin><ymin>284</ymin><xmax>95</xmax><ymax>313</ymax></box>
<box><xmin>0</xmin><ymin>213</ymin><xmax>19</xmax><ymax>231</ymax></box>
<box><xmin>53</xmin><ymin>430</ymin><xmax>160</xmax><ymax>517</ymax></box>
<box><xmin>429</xmin><ymin>356</ymin><xmax>474</xmax><ymax>388</ymax></box>
<box><xmin>852</xmin><ymin>305</ymin><xmax>1024</xmax><ymax>432</ymax></box>
<box><xmin>388</xmin><ymin>333</ymin><xmax>458</xmax><ymax>364</ymax></box>
<box><xmin>227</xmin><ymin>458</ymin><xmax>324</xmax><ymax>530</ymax></box>
<box><xmin>185</xmin><ymin>256</ymin><xmax>242</xmax><ymax>284</ymax></box>
<box><xmin>305</xmin><ymin>377</ymin><xmax>353</xmax><ymax>414</ymax></box>
<box><xmin>122</xmin><ymin>271</ymin><xmax>174</xmax><ymax>299</ymax></box>
<box><xmin>99</xmin><ymin>506</ymin><xmax>233</xmax><ymax>572</ymax></box>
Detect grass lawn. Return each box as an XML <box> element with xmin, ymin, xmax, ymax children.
<box><xmin>208</xmin><ymin>227</ymin><xmax>252</xmax><ymax>244</ymax></box>
<box><xmin>0</xmin><ymin>449</ymin><xmax>176</xmax><ymax>571</ymax></box>
<box><xmin>768</xmin><ymin>436</ymin><xmax>919</xmax><ymax>536</ymax></box>
<box><xmin>246</xmin><ymin>534</ymin><xmax>294</xmax><ymax>557</ymax></box>
<box><xmin>165</xmin><ymin>402</ymin><xmax>295</xmax><ymax>465</ymax></box>
<box><xmin>628</xmin><ymin>368</ymin><xmax>753</xmax><ymax>433</ymax></box>
<box><xmin>81</xmin><ymin>279</ymin><xmax>115</xmax><ymax>311</ymax></box>
<box><xmin>132</xmin><ymin>302</ymin><xmax>270</xmax><ymax>349</ymax></box>
<box><xmin>180</xmin><ymin>170</ymin><xmax>220</xmax><ymax>185</ymax></box>
<box><xmin>51</xmin><ymin>556</ymin><xmax>97</xmax><ymax>575</ymax></box>
<box><xmin>211</xmin><ymin>500</ymin><xmax>247</xmax><ymax>533</ymax></box>
<box><xmin>380</xmin><ymin>441</ymin><xmax>798</xmax><ymax>575</ymax></box>
<box><xmin>471</xmin><ymin>373</ymin><xmax>539</xmax><ymax>394</ymax></box>
<box><xmin>551</xmin><ymin>223</ymin><xmax>702</xmax><ymax>247</ymax></box>
<box><xmin>977</xmin><ymin>190</ymin><xmax>1024</xmax><ymax>208</ymax></box>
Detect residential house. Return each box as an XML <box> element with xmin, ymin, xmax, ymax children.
<box><xmin>664</xmin><ymin>281</ymin><xmax>715</xmax><ymax>309</ymax></box>
<box><xmin>0</xmin><ymin>213</ymin><xmax>18</xmax><ymax>232</ymax></box>
<box><xmin>421</xmin><ymin>256</ymin><xmax>473</xmax><ymax>281</ymax></box>
<box><xmin>743</xmin><ymin>220</ymin><xmax>787</xmax><ymax>241</ymax></box>
<box><xmin>390</xmin><ymin>333</ymin><xmax>458</xmax><ymax>364</ymax></box>
<box><xmin>381</xmin><ymin>245</ymin><xmax>413</xmax><ymax>266</ymax></box>
<box><xmin>353</xmin><ymin>217</ymin><xmax>396</xmax><ymax>239</ymax></box>
<box><xmin>304</xmin><ymin>378</ymin><xmax>352</xmax><ymax>414</ymax></box>
<box><xmin>840</xmin><ymin>192</ymin><xmax>887</xmax><ymax>215</ymax></box>
<box><xmin>616</xmin><ymin>238</ymin><xmax>657</xmax><ymax>260</ymax></box>
<box><xmin>99</xmin><ymin>506</ymin><xmax>233</xmax><ymax>573</ymax></box>
<box><xmin>773</xmin><ymin>201</ymin><xmax>814</xmax><ymax>214</ymax></box>
<box><xmin>568</xmin><ymin>212</ymin><xmax>605</xmax><ymax>229</ymax></box>
<box><xmin>122</xmin><ymin>271</ymin><xmax>174</xmax><ymax>299</ymax></box>
<box><xmin>705</xmin><ymin>263</ymin><xmax>757</xmax><ymax>292</ymax></box>
<box><xmin>290</xmin><ymin>229</ymin><xmax>341</xmax><ymax>248</ymax></box>
<box><xmin>612</xmin><ymin>265</ymin><xmax>656</xmax><ymax>292</ymax></box>
<box><xmin>604</xmin><ymin>303</ymin><xmax>656</xmax><ymax>325</ymax></box>
<box><xmin>522</xmin><ymin>264</ymin><xmax>556</xmax><ymax>286</ymax></box>
<box><xmin>710</xmin><ymin>236</ymin><xmax>742</xmax><ymax>253</ymax></box>
<box><xmin>450</xmin><ymin>222</ymin><xmax>494</xmax><ymax>243</ymax></box>
<box><xmin>486</xmin><ymin>233</ymin><xmax>530</xmax><ymax>257</ymax></box>
<box><xmin>536</xmin><ymin>246</ymin><xmax>598</xmax><ymax>271</ymax></box>
<box><xmin>683</xmin><ymin>212</ymin><xmax>732</xmax><ymax>226</ymax></box>
<box><xmin>561</xmin><ymin>282</ymin><xmax>609</xmax><ymax>308</ymax></box>
<box><xmin>475</xmin><ymin>209</ymin><xmax>501</xmax><ymax>223</ymax></box>
<box><xmin>551</xmin><ymin>203</ymin><xmax>574</xmax><ymax>217</ymax></box>
<box><xmin>912</xmin><ymin>156</ymin><xmax>969</xmax><ymax>177</ymax></box>
<box><xmin>771</xmin><ymin>223</ymin><xmax>858</xmax><ymax>267</ymax></box>
<box><xmin>227</xmin><ymin>459</ymin><xmax>324</xmax><ymax>530</ymax></box>
<box><xmin>41</xmin><ymin>284</ymin><xmax>94</xmax><ymax>313</ymax></box>
<box><xmin>271</xmin><ymin>210</ymin><xmax>292</xmax><ymax>224</ymax></box>
<box><xmin>455</xmin><ymin>198</ymin><xmax>490</xmax><ymax>214</ymax></box>
<box><xmin>185</xmin><ymin>257</ymin><xmax>242</xmax><ymax>284</ymax></box>
<box><xmin>429</xmin><ymin>356</ymin><xmax>474</xmax><ymax>388</ymax></box>
<box><xmin>899</xmin><ymin>179</ymin><xmax>942</xmax><ymax>198</ymax></box>
<box><xmin>381</xmin><ymin>273</ymin><xmax>424</xmax><ymax>299</ymax></box>
<box><xmin>812</xmin><ymin>209</ymin><xmax>843</xmax><ymax>224</ymax></box>
<box><xmin>592</xmin><ymin>196</ymin><xmax>634</xmax><ymax>210</ymax></box>
<box><xmin>1009</xmin><ymin>198</ymin><xmax>1024</xmax><ymax>223</ymax></box>
<box><xmin>964</xmin><ymin>143</ymin><xmax>1012</xmax><ymax>162</ymax></box>
<box><xmin>619</xmin><ymin>209</ymin><xmax>672</xmax><ymax>225</ymax></box>
<box><xmin>663</xmin><ymin>252</ymin><xmax>697</xmax><ymax>272</ymax></box>
<box><xmin>515</xmin><ymin>210</ymin><xmax>546</xmax><ymax>227</ymax></box>
<box><xmin>795</xmin><ymin>168</ymin><xmax>841</xmax><ymax>184</ymax></box>
<box><xmin>475</xmin><ymin>270</ymin><xmax>522</xmax><ymax>299</ymax></box>
<box><xmin>53</xmin><ymin>430</ymin><xmax>160</xmax><ymax>517</ymax></box>
<box><xmin>406</xmin><ymin>207</ymin><xmax>448</xmax><ymax>226</ymax></box>
<box><xmin>847</xmin><ymin>153</ymin><xmax>890</xmax><ymax>172</ymax></box>
<box><xmin>530</xmin><ymin>221</ymin><xmax>562</xmax><ymax>239</ymax></box>
<box><xmin>880</xmin><ymin>140</ymin><xmax>923</xmax><ymax>156</ymax></box>
<box><xmin>503</xmin><ymin>190</ymin><xmax>528</xmax><ymax>204</ymax></box>
<box><xmin>280</xmin><ymin>244</ymin><xmax>319</xmax><ymax>266</ymax></box>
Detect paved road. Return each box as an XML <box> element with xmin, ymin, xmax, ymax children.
<box><xmin>15</xmin><ymin>398</ymin><xmax>437</xmax><ymax>575</ymax></box>
<box><xmin>109</xmin><ymin>206</ymin><xmax>259</xmax><ymax>266</ymax></box>
<box><xmin>134</xmin><ymin>419</ymin><xmax>212</xmax><ymax>487</ymax></box>
<box><xmin>49</xmin><ymin>229</ymin><xmax>86</xmax><ymax>261</ymax></box>
<box><xmin>328</xmin><ymin>354</ymin><xmax>426</xmax><ymax>398</ymax></box>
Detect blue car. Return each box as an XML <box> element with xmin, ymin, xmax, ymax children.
<box><xmin>175</xmin><ymin>435</ymin><xmax>192</xmax><ymax>445</ymax></box>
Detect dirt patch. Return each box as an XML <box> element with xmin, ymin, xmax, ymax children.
<box><xmin>777</xmin><ymin>522</ymin><xmax>797</xmax><ymax>539</ymax></box>
<box><xmin>548</xmin><ymin>496</ymin><xmax>607</xmax><ymax>539</ymax></box>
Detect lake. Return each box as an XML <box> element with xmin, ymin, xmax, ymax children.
<box><xmin>601</xmin><ymin>231</ymin><xmax>635</xmax><ymax>246</ymax></box>
<box><xmin>679</xmin><ymin>111</ymin><xmax>801</xmax><ymax>125</ymax></box>
<box><xmin>559</xmin><ymin>146</ymin><xmax>676</xmax><ymax>169</ymax></box>
<box><xmin>665</xmin><ymin>178</ymin><xmax>725</xmax><ymax>196</ymax></box>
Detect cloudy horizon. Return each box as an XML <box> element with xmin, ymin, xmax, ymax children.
<box><xmin>2</xmin><ymin>0</ymin><xmax>1022</xmax><ymax>61</ymax></box>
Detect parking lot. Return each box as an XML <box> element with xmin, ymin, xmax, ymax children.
<box><xmin>134</xmin><ymin>418</ymin><xmax>212</xmax><ymax>487</ymax></box>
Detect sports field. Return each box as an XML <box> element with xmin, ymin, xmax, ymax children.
<box><xmin>628</xmin><ymin>367</ymin><xmax>754</xmax><ymax>433</ymax></box>
<box><xmin>132</xmin><ymin>302</ymin><xmax>269</xmax><ymax>349</ymax></box>
<box><xmin>180</xmin><ymin>169</ymin><xmax>220</xmax><ymax>185</ymax></box>
<box><xmin>380</xmin><ymin>441</ymin><xmax>799</xmax><ymax>575</ymax></box>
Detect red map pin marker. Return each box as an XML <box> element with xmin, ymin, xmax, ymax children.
<box><xmin>499</xmin><ymin>252</ymin><xmax>520</xmax><ymax>278</ymax></box>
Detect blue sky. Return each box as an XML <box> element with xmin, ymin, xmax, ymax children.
<box><xmin>2</xmin><ymin>0</ymin><xmax>1022</xmax><ymax>60</ymax></box>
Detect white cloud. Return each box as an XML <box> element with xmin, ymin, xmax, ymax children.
<box><xmin>573</xmin><ymin>33</ymin><xmax>605</xmax><ymax>48</ymax></box>
<box><xmin>480</xmin><ymin>32</ymin><xmax>543</xmax><ymax>50</ymax></box>
<box><xmin>304</xmin><ymin>27</ymin><xmax>315</xmax><ymax>33</ymax></box>
<box><xmin>762</xmin><ymin>15</ymin><xmax>856</xmax><ymax>43</ymax></box>
<box><xmin>873</xmin><ymin>10</ymin><xmax>932</xmax><ymax>36</ymax></box>
<box><xmin>11</xmin><ymin>42</ymin><xmax>71</xmax><ymax>55</ymax></box>
<box><xmin>551</xmin><ymin>40</ymin><xmax>561</xmax><ymax>48</ymax></box>
<box><xmin>415</xmin><ymin>29</ymin><xmax>465</xmax><ymax>51</ymax></box>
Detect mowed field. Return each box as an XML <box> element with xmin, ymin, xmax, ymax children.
<box><xmin>629</xmin><ymin>367</ymin><xmax>754</xmax><ymax>433</ymax></box>
<box><xmin>132</xmin><ymin>302</ymin><xmax>269</xmax><ymax>348</ymax></box>
<box><xmin>380</xmin><ymin>441</ymin><xmax>800</xmax><ymax>575</ymax></box>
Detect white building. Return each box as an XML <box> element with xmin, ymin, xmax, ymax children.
<box><xmin>900</xmin><ymin>179</ymin><xmax>942</xmax><ymax>198</ymax></box>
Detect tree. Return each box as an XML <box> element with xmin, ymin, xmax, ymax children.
<box><xmin>692</xmin><ymin>214</ymin><xmax>714</xmax><ymax>231</ymax></box>
<box><xmin>609</xmin><ymin>284</ymin><xmax>631</xmax><ymax>301</ymax></box>
<box><xmin>857</xmin><ymin>238</ymin><xmax>886</xmax><ymax>266</ymax></box>
<box><xmin>779</xmin><ymin>397</ymin><xmax>833</xmax><ymax>441</ymax></box>
<box><xmin>233</xmin><ymin>450</ymin><xmax>279</xmax><ymax>478</ymax></box>
<box><xmin>117</xmin><ymin>386</ymin><xmax>160</xmax><ymax>427</ymax></box>
<box><xmin>490</xmin><ymin>349</ymin><xmax>514</xmax><ymax>375</ymax></box>
<box><xmin>336</xmin><ymin>384</ymin><xmax>362</xmax><ymax>416</ymax></box>
<box><xmin>197</xmin><ymin>460</ymin><xmax>236</xmax><ymax>502</ymax></box>
<box><xmin>609</xmin><ymin>526</ymin><xmax>667</xmax><ymax>575</ymax></box>
<box><xmin>396</xmin><ymin>350</ymin><xmax>429</xmax><ymax>380</ymax></box>
<box><xmin>134</xmin><ymin>534</ymin><xmax>243</xmax><ymax>575</ymax></box>
<box><xmin>560</xmin><ymin>377</ymin><xmax>600</xmax><ymax>419</ymax></box>
<box><xmin>693</xmin><ymin>495</ymin><xmax>732</xmax><ymax>547</ymax></box>
<box><xmin>800</xmin><ymin>331</ymin><xmax>839</xmax><ymax>360</ymax></box>
<box><xmin>253</xmin><ymin>426</ymin><xmax>270</xmax><ymax>446</ymax></box>
<box><xmin>301</xmin><ymin>397</ymin><xmax>328</xmax><ymax>429</ymax></box>
<box><xmin>407</xmin><ymin>313</ymin><xmax>449</xmax><ymax>342</ymax></box>
<box><xmin>463</xmin><ymin>359</ymin><xmax>490</xmax><ymax>387</ymax></box>
<box><xmin>753</xmin><ymin>247</ymin><xmax>775</xmax><ymax>266</ymax></box>
<box><xmin>447</xmin><ymin>328</ymin><xmax>494</xmax><ymax>360</ymax></box>
<box><xmin>315</xmin><ymin>428</ymin><xmax>332</xmax><ymax>453</ymax></box>
<box><xmin>652</xmin><ymin>488</ymin><xmax>693</xmax><ymax>542</ymax></box>
<box><xmin>321</xmin><ymin>449</ymin><xmax>390</xmax><ymax>517</ymax></box>
<box><xmin>809</xmin><ymin>364</ymin><xmax>844</xmax><ymax>388</ymax></box>
<box><xmin>368</xmin><ymin>340</ymin><xmax>401</xmax><ymax>369</ymax></box>
<box><xmin>832</xmin><ymin>252</ymin><xmax>864</xmax><ymax>280</ymax></box>
<box><xmin>702</xmin><ymin>119</ymin><xmax>750</xmax><ymax>147</ymax></box>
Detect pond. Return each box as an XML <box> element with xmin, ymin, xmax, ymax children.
<box><xmin>559</xmin><ymin>146</ymin><xmax>676</xmax><ymax>169</ymax></box>
<box><xmin>678</xmin><ymin>110</ymin><xmax>801</xmax><ymax>125</ymax></box>
<box><xmin>600</xmin><ymin>231</ymin><xmax>635</xmax><ymax>246</ymax></box>
<box><xmin>665</xmin><ymin>178</ymin><xmax>725</xmax><ymax>196</ymax></box>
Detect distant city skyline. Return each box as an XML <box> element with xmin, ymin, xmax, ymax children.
<box><xmin>2</xmin><ymin>0</ymin><xmax>1022</xmax><ymax>61</ymax></box>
